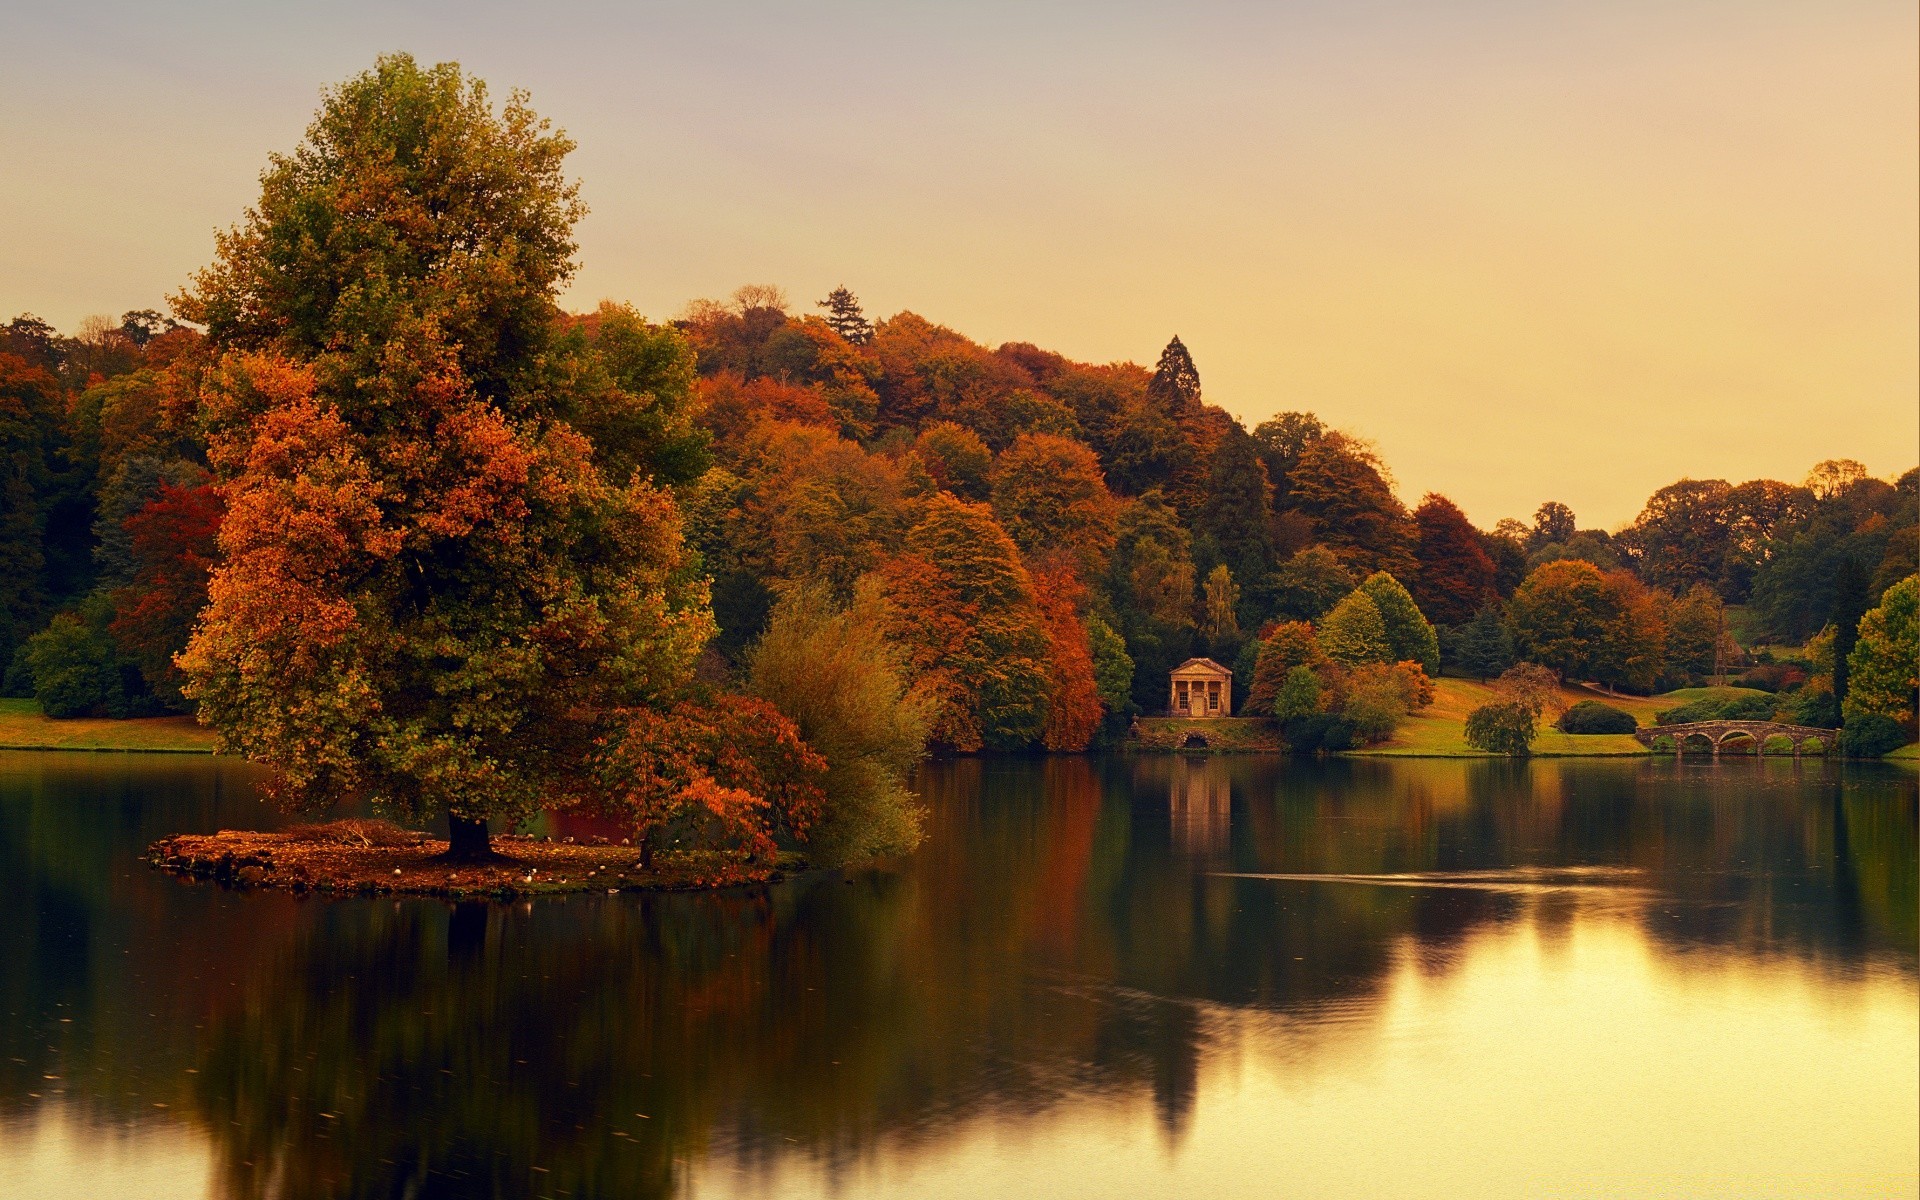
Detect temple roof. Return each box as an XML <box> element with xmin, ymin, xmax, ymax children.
<box><xmin>1170</xmin><ymin>657</ymin><xmax>1232</xmax><ymax>678</ymax></box>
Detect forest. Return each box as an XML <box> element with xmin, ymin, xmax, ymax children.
<box><xmin>0</xmin><ymin>56</ymin><xmax>1914</xmax><ymax>867</ymax></box>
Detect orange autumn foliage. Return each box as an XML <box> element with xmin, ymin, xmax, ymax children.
<box><xmin>1032</xmin><ymin>562</ymin><xmax>1103</xmax><ymax>752</ymax></box>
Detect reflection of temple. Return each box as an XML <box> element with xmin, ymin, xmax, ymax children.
<box><xmin>1169</xmin><ymin>758</ymin><xmax>1232</xmax><ymax>857</ymax></box>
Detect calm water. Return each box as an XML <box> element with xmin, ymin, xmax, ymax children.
<box><xmin>0</xmin><ymin>752</ymin><xmax>1914</xmax><ymax>1199</ymax></box>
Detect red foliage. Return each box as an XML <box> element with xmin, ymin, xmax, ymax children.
<box><xmin>594</xmin><ymin>694</ymin><xmax>827</xmax><ymax>865</ymax></box>
<box><xmin>110</xmin><ymin>482</ymin><xmax>226</xmax><ymax>697</ymax></box>
<box><xmin>699</xmin><ymin>371</ymin><xmax>836</xmax><ymax>445</ymax></box>
<box><xmin>1031</xmin><ymin>562</ymin><xmax>1102</xmax><ymax>752</ymax></box>
<box><xmin>1412</xmin><ymin>492</ymin><xmax>1498</xmax><ymax>625</ymax></box>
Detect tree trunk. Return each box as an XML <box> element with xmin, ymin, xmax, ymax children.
<box><xmin>442</xmin><ymin>814</ymin><xmax>495</xmax><ymax>863</ymax></box>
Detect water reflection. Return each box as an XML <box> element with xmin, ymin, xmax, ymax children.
<box><xmin>0</xmin><ymin>752</ymin><xmax>1913</xmax><ymax>1197</ymax></box>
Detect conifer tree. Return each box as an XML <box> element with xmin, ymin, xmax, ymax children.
<box><xmin>1146</xmin><ymin>335</ymin><xmax>1201</xmax><ymax>411</ymax></box>
<box><xmin>1452</xmin><ymin>604</ymin><xmax>1516</xmax><ymax>680</ymax></box>
<box><xmin>818</xmin><ymin>286</ymin><xmax>873</xmax><ymax>345</ymax></box>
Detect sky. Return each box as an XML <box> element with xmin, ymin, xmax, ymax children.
<box><xmin>2</xmin><ymin>1</ymin><xmax>1913</xmax><ymax>529</ymax></box>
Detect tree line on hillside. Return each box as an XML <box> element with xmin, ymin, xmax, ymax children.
<box><xmin>0</xmin><ymin>56</ymin><xmax>1914</xmax><ymax>867</ymax></box>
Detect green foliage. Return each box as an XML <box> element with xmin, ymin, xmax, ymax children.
<box><xmin>913</xmin><ymin>422</ymin><xmax>992</xmax><ymax>501</ymax></box>
<box><xmin>1274</xmin><ymin>665</ymin><xmax>1321</xmax><ymax>721</ymax></box>
<box><xmin>747</xmin><ymin>581</ymin><xmax>931</xmax><ymax>865</ymax></box>
<box><xmin>1317</xmin><ymin>591</ymin><xmax>1391</xmax><ymax>667</ymax></box>
<box><xmin>1790</xmin><ymin>689</ymin><xmax>1841</xmax><ymax>729</ymax></box>
<box><xmin>1266</xmin><ymin>545</ymin><xmax>1354</xmax><ymax>621</ymax></box>
<box><xmin>1655</xmin><ymin>693</ymin><xmax>1778</xmax><ymax>725</ymax></box>
<box><xmin>1449</xmin><ymin>604</ymin><xmax>1516</xmax><ymax>680</ymax></box>
<box><xmin>1556</xmin><ymin>700</ymin><xmax>1637</xmax><ymax>734</ymax></box>
<box><xmin>1086</xmin><ymin>612</ymin><xmax>1135</xmax><ymax>728</ymax></box>
<box><xmin>1844</xmin><ymin>574</ymin><xmax>1917</xmax><ymax>725</ymax></box>
<box><xmin>1464</xmin><ymin>701</ymin><xmax>1537</xmax><ymax>756</ymax></box>
<box><xmin>1838</xmin><ymin>713</ymin><xmax>1906</xmax><ymax>758</ymax></box>
<box><xmin>1357</xmin><ymin>571</ymin><xmax>1439</xmax><ymax>673</ymax></box>
<box><xmin>1282</xmin><ymin>712</ymin><xmax>1356</xmax><ymax>753</ymax></box>
<box><xmin>22</xmin><ymin>599</ymin><xmax>130</xmax><ymax>718</ymax></box>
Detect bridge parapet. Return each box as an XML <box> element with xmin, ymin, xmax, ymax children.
<box><xmin>1633</xmin><ymin>720</ymin><xmax>1837</xmax><ymax>755</ymax></box>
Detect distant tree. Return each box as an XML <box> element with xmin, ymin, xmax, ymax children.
<box><xmin>1506</xmin><ymin>560</ymin><xmax>1618</xmax><ymax>682</ymax></box>
<box><xmin>1842</xmin><ymin>574</ymin><xmax>1913</xmax><ymax>726</ymax></box>
<box><xmin>562</xmin><ymin>302</ymin><xmax>710</xmax><ymax>486</ymax></box>
<box><xmin>1411</xmin><ymin>493</ymin><xmax>1497</xmax><ymax>625</ymax></box>
<box><xmin>746</xmin><ymin>580</ymin><xmax>931</xmax><ymax>864</ymax></box>
<box><xmin>1250</xmin><ymin>412</ymin><xmax>1325</xmax><ymax>505</ymax></box>
<box><xmin>990</xmin><ymin>432</ymin><xmax>1120</xmax><ymax>576</ymax></box>
<box><xmin>1200</xmin><ymin>564</ymin><xmax>1239</xmax><ymax>645</ymax></box>
<box><xmin>1662</xmin><ymin>585</ymin><xmax>1725</xmax><ymax>678</ymax></box>
<box><xmin>1196</xmin><ymin>428</ymin><xmax>1275</xmax><ymax>600</ymax></box>
<box><xmin>1529</xmin><ymin>502</ymin><xmax>1576</xmax><ymax>550</ymax></box>
<box><xmin>1828</xmin><ymin>557</ymin><xmax>1871</xmax><ymax>712</ymax></box>
<box><xmin>0</xmin><ymin>355</ymin><xmax>57</xmax><ymax>662</ymax></box>
<box><xmin>1146</xmin><ymin>335</ymin><xmax>1201</xmax><ymax>411</ymax></box>
<box><xmin>1481</xmin><ymin>525</ymin><xmax>1530</xmax><ymax>596</ymax></box>
<box><xmin>1085</xmin><ymin>612</ymin><xmax>1136</xmax><ymax>730</ymax></box>
<box><xmin>1246</xmin><ymin>621</ymin><xmax>1331</xmax><ymax>714</ymax></box>
<box><xmin>1274</xmin><ymin>665</ymin><xmax>1322</xmax><ymax>721</ymax></box>
<box><xmin>880</xmin><ymin>493</ymin><xmax>1051</xmax><ymax>751</ymax></box>
<box><xmin>117</xmin><ymin>309</ymin><xmax>178</xmax><ymax>347</ymax></box>
<box><xmin>1286</xmin><ymin>434</ymin><xmax>1415</xmax><ymax>578</ymax></box>
<box><xmin>1317</xmin><ymin>591</ymin><xmax>1392</xmax><ymax>668</ymax></box>
<box><xmin>1267</xmin><ymin>545</ymin><xmax>1355</xmax><ymax>621</ymax></box>
<box><xmin>1464</xmin><ymin>701</ymin><xmax>1537</xmax><ymax>757</ymax></box>
<box><xmin>1804</xmin><ymin>459</ymin><xmax>1868</xmax><ymax>501</ymax></box>
<box><xmin>109</xmin><ymin>481</ymin><xmax>225</xmax><ymax>707</ymax></box>
<box><xmin>913</xmin><ymin>421</ymin><xmax>993</xmax><ymax>501</ymax></box>
<box><xmin>1356</xmin><ymin>572</ymin><xmax>1439</xmax><ymax>674</ymax></box>
<box><xmin>817</xmin><ymin>285</ymin><xmax>873</xmax><ymax>345</ymax></box>
<box><xmin>1031</xmin><ymin>564</ymin><xmax>1103</xmax><ymax>752</ymax></box>
<box><xmin>1450</xmin><ymin>604</ymin><xmax>1516</xmax><ymax>680</ymax></box>
<box><xmin>1618</xmin><ymin>479</ymin><xmax>1734</xmax><ymax>595</ymax></box>
<box><xmin>1</xmin><ymin>315</ymin><xmax>62</xmax><ymax>373</ymax></box>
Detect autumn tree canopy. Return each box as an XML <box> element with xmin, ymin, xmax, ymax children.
<box><xmin>176</xmin><ymin>55</ymin><xmax>714</xmax><ymax>859</ymax></box>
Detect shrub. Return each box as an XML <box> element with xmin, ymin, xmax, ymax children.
<box><xmin>1283</xmin><ymin>713</ymin><xmax>1356</xmax><ymax>754</ymax></box>
<box><xmin>1655</xmin><ymin>692</ymin><xmax>1779</xmax><ymax>726</ymax></box>
<box><xmin>1838</xmin><ymin>713</ymin><xmax>1906</xmax><ymax>759</ymax></box>
<box><xmin>1649</xmin><ymin>734</ymin><xmax>1677</xmax><ymax>754</ymax></box>
<box><xmin>22</xmin><ymin>610</ymin><xmax>128</xmax><ymax>718</ymax></box>
<box><xmin>1464</xmin><ymin>701</ymin><xmax>1537</xmax><ymax>756</ymax></box>
<box><xmin>1556</xmin><ymin>700</ymin><xmax>1637</xmax><ymax>734</ymax></box>
<box><xmin>1737</xmin><ymin>663</ymin><xmax>1806</xmax><ymax>693</ymax></box>
<box><xmin>1760</xmin><ymin>734</ymin><xmax>1796</xmax><ymax>756</ymax></box>
<box><xmin>1790</xmin><ymin>690</ymin><xmax>1840</xmax><ymax>729</ymax></box>
<box><xmin>747</xmin><ymin>580</ymin><xmax>933</xmax><ymax>865</ymax></box>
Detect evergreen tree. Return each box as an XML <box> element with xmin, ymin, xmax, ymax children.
<box><xmin>817</xmin><ymin>285</ymin><xmax>873</xmax><ymax>345</ymax></box>
<box><xmin>1451</xmin><ymin>604</ymin><xmax>1516</xmax><ymax>680</ymax></box>
<box><xmin>1197</xmin><ymin>427</ymin><xmax>1276</xmax><ymax>609</ymax></box>
<box><xmin>1146</xmin><ymin>335</ymin><xmax>1201</xmax><ymax>411</ymax></box>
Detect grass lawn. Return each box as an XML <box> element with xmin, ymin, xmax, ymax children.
<box><xmin>1885</xmin><ymin>743</ymin><xmax>1920</xmax><ymax>762</ymax></box>
<box><xmin>0</xmin><ymin>698</ymin><xmax>219</xmax><ymax>752</ymax></box>
<box><xmin>1350</xmin><ymin>679</ymin><xmax>1777</xmax><ymax>758</ymax></box>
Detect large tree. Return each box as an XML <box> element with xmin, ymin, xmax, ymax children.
<box><xmin>1411</xmin><ymin>493</ymin><xmax>1496</xmax><ymax>626</ymax></box>
<box><xmin>1285</xmin><ymin>433</ymin><xmax>1415</xmax><ymax>579</ymax></box>
<box><xmin>176</xmin><ymin>56</ymin><xmax>714</xmax><ymax>859</ymax></box>
<box><xmin>1146</xmin><ymin>335</ymin><xmax>1201</xmax><ymax>412</ymax></box>
<box><xmin>989</xmin><ymin>432</ymin><xmax>1120</xmax><ymax>576</ymax></box>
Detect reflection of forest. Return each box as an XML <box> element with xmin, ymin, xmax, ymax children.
<box><xmin>0</xmin><ymin>754</ymin><xmax>1912</xmax><ymax>1197</ymax></box>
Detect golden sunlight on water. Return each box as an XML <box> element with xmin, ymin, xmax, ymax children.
<box><xmin>693</xmin><ymin>917</ymin><xmax>1919</xmax><ymax>1200</ymax></box>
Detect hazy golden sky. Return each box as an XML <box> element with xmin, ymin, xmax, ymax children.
<box><xmin>2</xmin><ymin>2</ymin><xmax>1913</xmax><ymax>527</ymax></box>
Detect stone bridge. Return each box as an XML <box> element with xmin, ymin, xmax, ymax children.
<box><xmin>1632</xmin><ymin>720</ymin><xmax>1838</xmax><ymax>756</ymax></box>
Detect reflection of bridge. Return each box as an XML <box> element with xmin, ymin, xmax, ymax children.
<box><xmin>1633</xmin><ymin>720</ymin><xmax>1837</xmax><ymax>756</ymax></box>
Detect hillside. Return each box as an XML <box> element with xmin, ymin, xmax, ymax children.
<box><xmin>1351</xmin><ymin>680</ymin><xmax>1778</xmax><ymax>758</ymax></box>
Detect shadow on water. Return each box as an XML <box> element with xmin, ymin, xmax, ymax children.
<box><xmin>0</xmin><ymin>751</ymin><xmax>1912</xmax><ymax>1197</ymax></box>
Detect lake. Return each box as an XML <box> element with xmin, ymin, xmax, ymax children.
<box><xmin>1</xmin><ymin>752</ymin><xmax>1914</xmax><ymax>1199</ymax></box>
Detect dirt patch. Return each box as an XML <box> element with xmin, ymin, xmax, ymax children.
<box><xmin>147</xmin><ymin>820</ymin><xmax>784</xmax><ymax>898</ymax></box>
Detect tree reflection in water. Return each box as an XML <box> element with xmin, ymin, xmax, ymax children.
<box><xmin>0</xmin><ymin>753</ymin><xmax>1911</xmax><ymax>1196</ymax></box>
